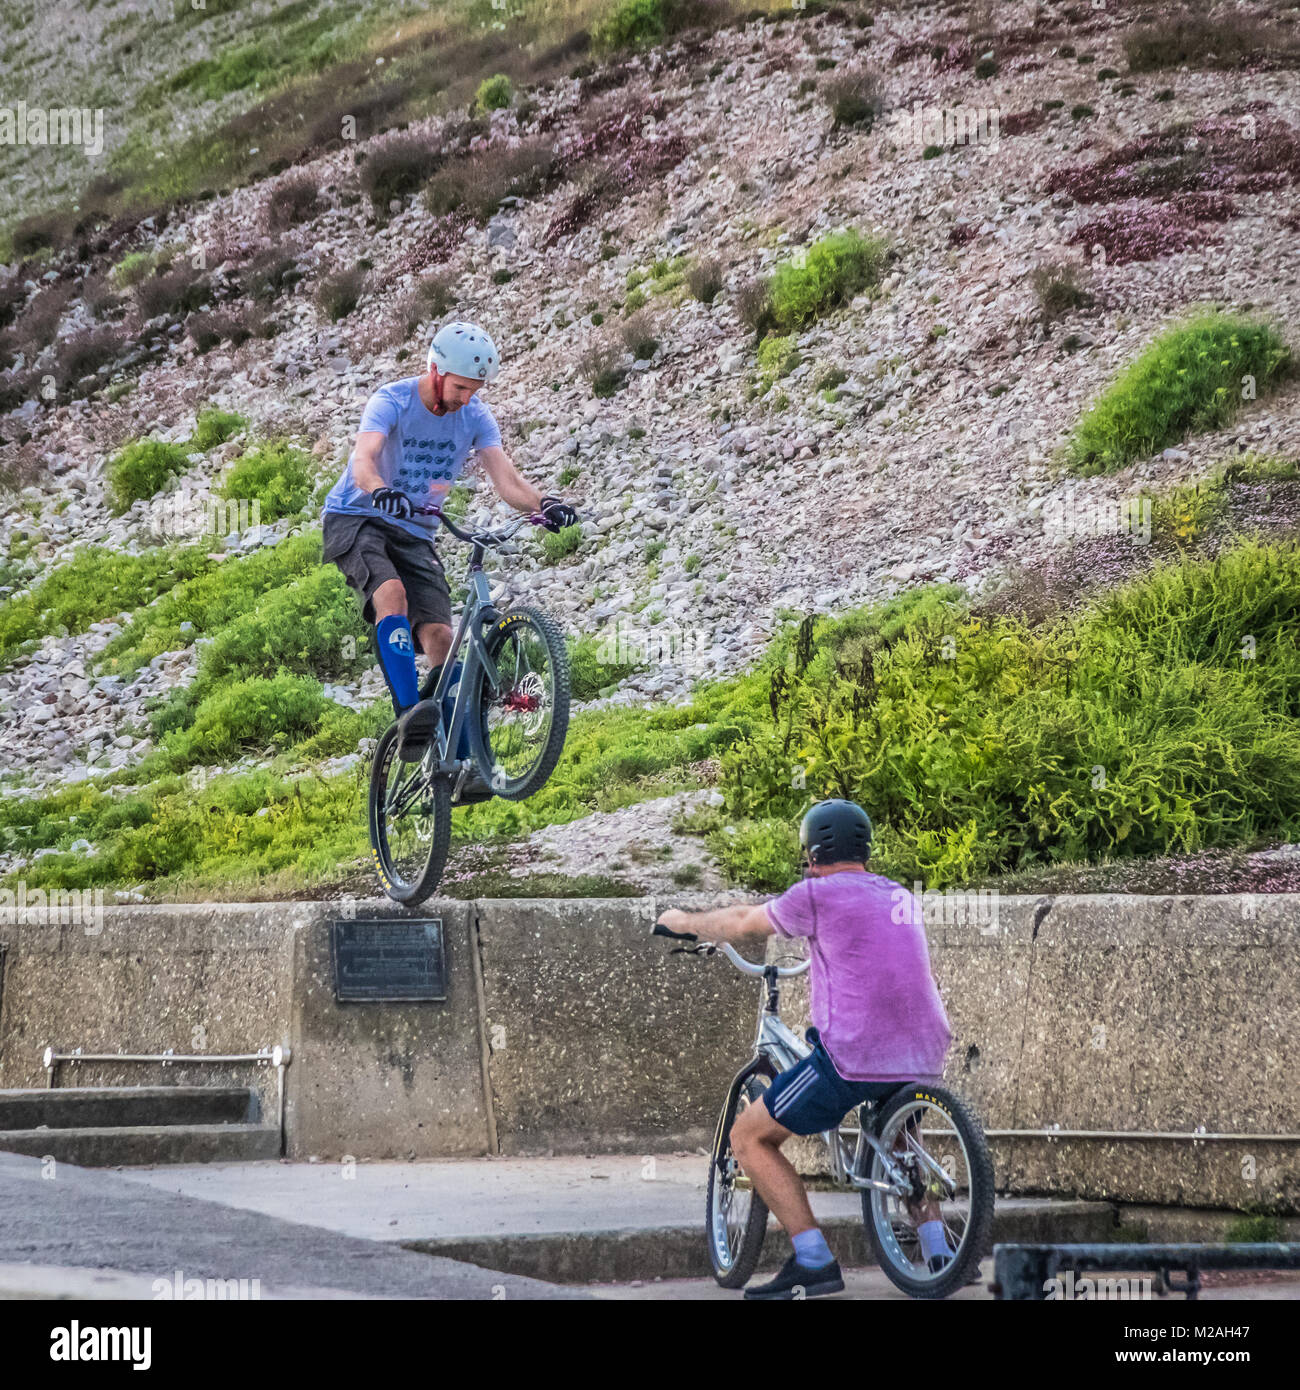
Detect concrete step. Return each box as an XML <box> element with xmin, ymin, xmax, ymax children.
<box><xmin>0</xmin><ymin>1123</ymin><xmax>281</xmax><ymax>1166</ymax></box>
<box><xmin>0</xmin><ymin>1086</ymin><xmax>256</xmax><ymax>1130</ymax></box>
<box><xmin>405</xmin><ymin>1197</ymin><xmax>1116</xmax><ymax>1285</ymax></box>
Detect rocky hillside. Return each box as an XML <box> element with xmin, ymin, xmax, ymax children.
<box><xmin>2</xmin><ymin>0</ymin><xmax>1299</xmax><ymax>899</ymax></box>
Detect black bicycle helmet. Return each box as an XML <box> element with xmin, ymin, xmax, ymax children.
<box><xmin>799</xmin><ymin>799</ymin><xmax>873</xmax><ymax>866</ymax></box>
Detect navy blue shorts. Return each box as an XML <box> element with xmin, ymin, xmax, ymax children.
<box><xmin>763</xmin><ymin>1029</ymin><xmax>904</xmax><ymax>1136</ymax></box>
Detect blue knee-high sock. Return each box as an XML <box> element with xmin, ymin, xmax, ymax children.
<box><xmin>376</xmin><ymin>616</ymin><xmax>420</xmax><ymax>711</ymax></box>
<box><xmin>442</xmin><ymin>660</ymin><xmax>470</xmax><ymax>759</ymax></box>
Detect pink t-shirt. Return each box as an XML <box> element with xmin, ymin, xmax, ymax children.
<box><xmin>765</xmin><ymin>870</ymin><xmax>952</xmax><ymax>1083</ymax></box>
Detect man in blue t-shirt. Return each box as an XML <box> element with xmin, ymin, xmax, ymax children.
<box><xmin>322</xmin><ymin>321</ymin><xmax>576</xmax><ymax>774</ymax></box>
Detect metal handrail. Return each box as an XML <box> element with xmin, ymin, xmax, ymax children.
<box><xmin>41</xmin><ymin>1044</ymin><xmax>293</xmax><ymax>1155</ymax></box>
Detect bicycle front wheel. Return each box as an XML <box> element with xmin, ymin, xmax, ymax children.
<box><xmin>367</xmin><ymin>722</ymin><xmax>452</xmax><ymax>905</ymax></box>
<box><xmin>706</xmin><ymin>1074</ymin><xmax>771</xmax><ymax>1288</ymax></box>
<box><xmin>861</xmin><ymin>1084</ymin><xmax>994</xmax><ymax>1300</ymax></box>
<box><xmin>466</xmin><ymin>605</ymin><xmax>569</xmax><ymax>801</ymax></box>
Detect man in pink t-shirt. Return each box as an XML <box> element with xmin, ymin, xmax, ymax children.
<box><xmin>655</xmin><ymin>799</ymin><xmax>952</xmax><ymax>1300</ymax></box>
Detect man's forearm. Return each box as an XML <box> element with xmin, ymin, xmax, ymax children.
<box><xmin>690</xmin><ymin>904</ymin><xmax>765</xmax><ymax>944</ymax></box>
<box><xmin>493</xmin><ymin>465</ymin><xmax>542</xmax><ymax>513</ymax></box>
<box><xmin>353</xmin><ymin>455</ymin><xmax>384</xmax><ymax>494</ymax></box>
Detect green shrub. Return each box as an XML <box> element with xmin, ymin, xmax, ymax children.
<box><xmin>688</xmin><ymin>257</ymin><xmax>724</xmax><ymax>304</ymax></box>
<box><xmin>591</xmin><ymin>0</ymin><xmax>728</xmax><ymax>48</ymax></box>
<box><xmin>109</xmin><ymin>250</ymin><xmax>160</xmax><ymax>289</ymax></box>
<box><xmin>814</xmin><ymin>364</ymin><xmax>848</xmax><ymax>392</ymax></box>
<box><xmin>1068</xmin><ymin>313</ymin><xmax>1291</xmax><ymax>473</ymax></box>
<box><xmin>0</xmin><ymin>544</ymin><xmax>212</xmax><ymax>668</ymax></box>
<box><xmin>756</xmin><ymin>333</ymin><xmax>800</xmax><ymax>382</ymax></box>
<box><xmin>474</xmin><ymin>74</ymin><xmax>513</xmax><ymax>113</ymax></box>
<box><xmin>824</xmin><ymin>64</ymin><xmax>883</xmax><ymax>129</ymax></box>
<box><xmin>316</xmin><ymin>268</ymin><xmax>366</xmax><ymax>321</ymax></box>
<box><xmin>594</xmin><ymin>0</ymin><xmax>670</xmax><ymax>49</ymax></box>
<box><xmin>620</xmin><ymin>310</ymin><xmax>659</xmax><ymax>361</ymax></box>
<box><xmin>170</xmin><ymin>41</ymin><xmax>277</xmax><ymax>100</ymax></box>
<box><xmin>107</xmin><ymin>438</ymin><xmax>191</xmax><ymax>514</ymax></box>
<box><xmin>541</xmin><ymin>523</ymin><xmax>583</xmax><ymax>563</ymax></box>
<box><xmin>173</xmin><ymin>673</ymin><xmax>328</xmax><ymax>761</ymax></box>
<box><xmin>710</xmin><ymin>817</ymin><xmax>800</xmax><ymax>890</ymax></box>
<box><xmin>0</xmin><ymin>765</ymin><xmax>366</xmax><ymax>893</ymax></box>
<box><xmin>220</xmin><ymin>439</ymin><xmax>314</xmax><ymax>521</ymax></box>
<box><xmin>767</xmin><ymin>228</ymin><xmax>887</xmax><ymax>333</ymax></box>
<box><xmin>98</xmin><ymin>529</ymin><xmax>325</xmax><ymax>676</ymax></box>
<box><xmin>194</xmin><ymin>566</ymin><xmax>367</xmax><ymax>696</ymax></box>
<box><xmin>580</xmin><ymin>341</ymin><xmax>625</xmax><ymax>398</ymax></box>
<box><xmin>191</xmin><ymin>406</ymin><xmax>247</xmax><ymax>451</ymax></box>
<box><xmin>706</xmin><ymin>545</ymin><xmax>1300</xmax><ymax>888</ymax></box>
<box><xmin>568</xmin><ymin>633</ymin><xmax>644</xmax><ymax>700</ymax></box>
<box><xmin>1088</xmin><ymin>541</ymin><xmax>1300</xmax><ymax>703</ymax></box>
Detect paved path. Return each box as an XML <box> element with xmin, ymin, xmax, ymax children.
<box><xmin>11</xmin><ymin>1150</ymin><xmax>1298</xmax><ymax>1300</ymax></box>
<box><xmin>0</xmin><ymin>1151</ymin><xmax>580</xmax><ymax>1300</ymax></box>
<box><xmin>115</xmin><ymin>1153</ymin><xmax>1061</xmax><ymax>1244</ymax></box>
<box><xmin>115</xmin><ymin>1153</ymin><xmax>724</xmax><ymax>1241</ymax></box>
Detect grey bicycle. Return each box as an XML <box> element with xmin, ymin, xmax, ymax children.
<box><xmin>653</xmin><ymin>921</ymin><xmax>995</xmax><ymax>1298</ymax></box>
<box><xmin>368</xmin><ymin>503</ymin><xmax>571</xmax><ymax>905</ymax></box>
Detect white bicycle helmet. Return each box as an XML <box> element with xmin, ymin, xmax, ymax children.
<box><xmin>427</xmin><ymin>320</ymin><xmax>500</xmax><ymax>382</ymax></box>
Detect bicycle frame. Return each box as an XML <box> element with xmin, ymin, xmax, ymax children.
<box><xmin>385</xmin><ymin>504</ymin><xmax>542</xmax><ymax>808</ymax></box>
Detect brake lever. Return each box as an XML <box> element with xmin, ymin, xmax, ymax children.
<box><xmin>671</xmin><ymin>942</ymin><xmax>717</xmax><ymax>956</ymax></box>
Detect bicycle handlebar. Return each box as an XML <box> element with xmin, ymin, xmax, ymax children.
<box><xmin>412</xmin><ymin>500</ymin><xmax>545</xmax><ymax>547</ymax></box>
<box><xmin>651</xmin><ymin>920</ymin><xmax>810</xmax><ymax>978</ymax></box>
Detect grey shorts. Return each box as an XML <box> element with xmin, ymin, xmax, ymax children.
<box><xmin>322</xmin><ymin>511</ymin><xmax>451</xmax><ymax>630</ymax></box>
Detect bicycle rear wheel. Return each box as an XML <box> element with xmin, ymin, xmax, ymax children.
<box><xmin>367</xmin><ymin>722</ymin><xmax>452</xmax><ymax>905</ymax></box>
<box><xmin>860</xmin><ymin>1084</ymin><xmax>994</xmax><ymax>1300</ymax></box>
<box><xmin>706</xmin><ymin>1074</ymin><xmax>771</xmax><ymax>1288</ymax></box>
<box><xmin>466</xmin><ymin>605</ymin><xmax>569</xmax><ymax>801</ymax></box>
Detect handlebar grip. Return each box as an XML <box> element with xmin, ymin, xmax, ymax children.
<box><xmin>652</xmin><ymin>921</ymin><xmax>697</xmax><ymax>942</ymax></box>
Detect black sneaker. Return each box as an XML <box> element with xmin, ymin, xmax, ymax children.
<box><xmin>394</xmin><ymin>699</ymin><xmax>442</xmax><ymax>763</ymax></box>
<box><xmin>743</xmin><ymin>1253</ymin><xmax>844</xmax><ymax>1301</ymax></box>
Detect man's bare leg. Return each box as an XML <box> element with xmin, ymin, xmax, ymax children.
<box><xmin>371</xmin><ymin>578</ymin><xmax>408</xmax><ymax>624</ymax></box>
<box><xmin>414</xmin><ymin>621</ymin><xmax>453</xmax><ymax>669</ymax></box>
<box><xmin>729</xmin><ymin>1097</ymin><xmax>817</xmax><ymax>1238</ymax></box>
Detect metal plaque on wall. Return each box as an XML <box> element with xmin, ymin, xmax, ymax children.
<box><xmin>330</xmin><ymin>919</ymin><xmax>446</xmax><ymax>1003</ymax></box>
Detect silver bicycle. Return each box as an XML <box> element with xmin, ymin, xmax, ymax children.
<box><xmin>652</xmin><ymin>921</ymin><xmax>995</xmax><ymax>1298</ymax></box>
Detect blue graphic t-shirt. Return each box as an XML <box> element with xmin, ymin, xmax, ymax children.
<box><xmin>322</xmin><ymin>376</ymin><xmax>502</xmax><ymax>539</ymax></box>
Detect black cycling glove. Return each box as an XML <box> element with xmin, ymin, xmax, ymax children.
<box><xmin>538</xmin><ymin>495</ymin><xmax>578</xmax><ymax>533</ymax></box>
<box><xmin>371</xmin><ymin>487</ymin><xmax>413</xmax><ymax>519</ymax></box>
